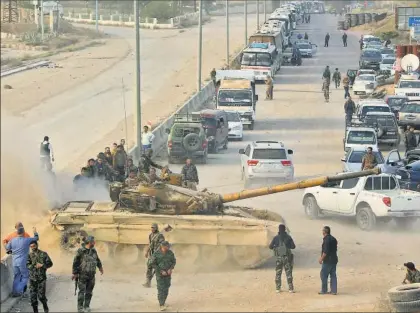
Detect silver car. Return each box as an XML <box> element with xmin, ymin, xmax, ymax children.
<box><xmin>341</xmin><ymin>147</ymin><xmax>385</xmax><ymax>172</ymax></box>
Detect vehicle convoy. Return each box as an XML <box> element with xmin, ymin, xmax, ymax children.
<box><xmin>397</xmin><ymin>101</ymin><xmax>420</xmax><ymax>129</ymax></box>
<box><xmin>51</xmin><ymin>169</ymin><xmax>379</xmax><ymax>269</ymax></box>
<box><xmin>343</xmin><ymin>126</ymin><xmax>379</xmax><ymax>152</ymax></box>
<box><xmin>353</xmin><ymin>74</ymin><xmax>378</xmax><ymax>96</ymax></box>
<box><xmin>249</xmin><ymin>26</ymin><xmax>285</xmax><ymax>52</ymax></box>
<box><xmin>194</xmin><ymin>109</ymin><xmax>229</xmax><ymax>153</ymax></box>
<box><xmin>394</xmin><ymin>74</ymin><xmax>420</xmax><ymax>101</ymax></box>
<box><xmin>240</xmin><ymin>43</ymin><xmax>281</xmax><ymax>81</ymax></box>
<box><xmin>295</xmin><ymin>41</ymin><xmax>317</xmax><ymax>57</ymax></box>
<box><xmin>303</xmin><ymin>173</ymin><xmax>420</xmax><ymax>230</ymax></box>
<box><xmin>215</xmin><ymin>70</ymin><xmax>258</xmax><ymax>130</ymax></box>
<box><xmin>225</xmin><ymin>111</ymin><xmax>243</xmax><ymax>140</ymax></box>
<box><xmin>359</xmin><ymin>49</ymin><xmax>382</xmax><ymax>70</ymax></box>
<box><xmin>363</xmin><ymin>112</ymin><xmax>400</xmax><ymax>147</ymax></box>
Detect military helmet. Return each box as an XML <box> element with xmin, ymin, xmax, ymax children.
<box><xmin>151</xmin><ymin>223</ymin><xmax>158</xmax><ymax>229</ymax></box>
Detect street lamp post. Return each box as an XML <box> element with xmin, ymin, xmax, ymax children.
<box><xmin>264</xmin><ymin>0</ymin><xmax>266</xmax><ymax>22</ymax></box>
<box><xmin>134</xmin><ymin>0</ymin><xmax>142</xmax><ymax>158</ymax></box>
<box><xmin>256</xmin><ymin>0</ymin><xmax>259</xmax><ymax>30</ymax></box>
<box><xmin>226</xmin><ymin>0</ymin><xmax>229</xmax><ymax>68</ymax></box>
<box><xmin>198</xmin><ymin>0</ymin><xmax>202</xmax><ymax>91</ymax></box>
<box><xmin>95</xmin><ymin>0</ymin><xmax>98</xmax><ymax>32</ymax></box>
<box><xmin>244</xmin><ymin>1</ymin><xmax>247</xmax><ymax>46</ymax></box>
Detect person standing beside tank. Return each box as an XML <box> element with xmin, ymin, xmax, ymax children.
<box><xmin>40</xmin><ymin>136</ymin><xmax>54</xmax><ymax>170</ymax></box>
<box><xmin>27</xmin><ymin>241</ymin><xmax>53</xmax><ymax>313</ymax></box>
<box><xmin>139</xmin><ymin>149</ymin><xmax>163</xmax><ymax>175</ymax></box>
<box><xmin>143</xmin><ymin>223</ymin><xmax>165</xmax><ymax>288</ymax></box>
<box><xmin>319</xmin><ymin>226</ymin><xmax>338</xmax><ymax>295</ymax></box>
<box><xmin>181</xmin><ymin>159</ymin><xmax>199</xmax><ymax>190</ymax></box>
<box><xmin>149</xmin><ymin>241</ymin><xmax>176</xmax><ymax>311</ymax></box>
<box><xmin>72</xmin><ymin>236</ymin><xmax>104</xmax><ymax>313</ymax></box>
<box><xmin>142</xmin><ymin>125</ymin><xmax>155</xmax><ymax>153</ymax></box>
<box><xmin>269</xmin><ymin>224</ymin><xmax>296</xmax><ymax>293</ymax></box>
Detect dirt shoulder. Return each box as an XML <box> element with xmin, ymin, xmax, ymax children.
<box><xmin>1</xmin><ymin>37</ymin><xmax>130</xmax><ymax>115</ymax></box>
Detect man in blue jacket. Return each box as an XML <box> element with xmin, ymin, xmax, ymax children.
<box><xmin>6</xmin><ymin>226</ymin><xmax>39</xmax><ymax>296</ymax></box>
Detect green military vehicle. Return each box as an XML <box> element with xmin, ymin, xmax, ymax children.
<box><xmin>165</xmin><ymin>114</ymin><xmax>208</xmax><ymax>164</ymax></box>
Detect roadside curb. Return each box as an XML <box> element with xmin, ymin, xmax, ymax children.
<box><xmin>1</xmin><ymin>43</ymin><xmax>47</xmax><ymax>51</ymax></box>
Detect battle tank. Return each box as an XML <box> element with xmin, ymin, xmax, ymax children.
<box><xmin>51</xmin><ymin>168</ymin><xmax>380</xmax><ymax>269</ymax></box>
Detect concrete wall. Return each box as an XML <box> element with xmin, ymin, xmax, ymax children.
<box><xmin>1</xmin><ymin>255</ymin><xmax>14</xmax><ymax>303</ymax></box>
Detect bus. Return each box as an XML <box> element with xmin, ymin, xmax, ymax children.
<box><xmin>240</xmin><ymin>43</ymin><xmax>281</xmax><ymax>81</ymax></box>
<box><xmin>248</xmin><ymin>26</ymin><xmax>284</xmax><ymax>53</ymax></box>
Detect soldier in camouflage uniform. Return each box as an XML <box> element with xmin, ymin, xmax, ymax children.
<box><xmin>181</xmin><ymin>159</ymin><xmax>199</xmax><ymax>190</ymax></box>
<box><xmin>149</xmin><ymin>241</ymin><xmax>176</xmax><ymax>311</ymax></box>
<box><xmin>143</xmin><ymin>223</ymin><xmax>165</xmax><ymax>288</ymax></box>
<box><xmin>125</xmin><ymin>170</ymin><xmax>140</xmax><ymax>188</ymax></box>
<box><xmin>269</xmin><ymin>224</ymin><xmax>296</xmax><ymax>293</ymax></box>
<box><xmin>72</xmin><ymin>236</ymin><xmax>104</xmax><ymax>313</ymax></box>
<box><xmin>27</xmin><ymin>241</ymin><xmax>53</xmax><ymax>313</ymax></box>
<box><xmin>361</xmin><ymin>147</ymin><xmax>377</xmax><ymax>170</ymax></box>
<box><xmin>139</xmin><ymin>149</ymin><xmax>163</xmax><ymax>174</ymax></box>
<box><xmin>403</xmin><ymin>262</ymin><xmax>420</xmax><ymax>284</ymax></box>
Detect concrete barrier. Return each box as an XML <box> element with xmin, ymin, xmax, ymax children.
<box><xmin>1</xmin><ymin>255</ymin><xmax>14</xmax><ymax>303</ymax></box>
<box><xmin>129</xmin><ymin>82</ymin><xmax>215</xmax><ymax>159</ymax></box>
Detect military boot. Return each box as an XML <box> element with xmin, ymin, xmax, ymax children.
<box><xmin>84</xmin><ymin>295</ymin><xmax>92</xmax><ymax>312</ymax></box>
<box><xmin>159</xmin><ymin>305</ymin><xmax>166</xmax><ymax>311</ymax></box>
<box><xmin>142</xmin><ymin>280</ymin><xmax>151</xmax><ymax>288</ymax></box>
<box><xmin>32</xmin><ymin>305</ymin><xmax>39</xmax><ymax>313</ymax></box>
<box><xmin>41</xmin><ymin>300</ymin><xmax>49</xmax><ymax>313</ymax></box>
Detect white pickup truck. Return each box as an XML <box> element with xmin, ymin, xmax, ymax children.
<box><xmin>302</xmin><ymin>174</ymin><xmax>420</xmax><ymax>231</ymax></box>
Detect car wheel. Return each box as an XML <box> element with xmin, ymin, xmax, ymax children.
<box><xmin>356</xmin><ymin>206</ymin><xmax>376</xmax><ymax>231</ymax></box>
<box><xmin>304</xmin><ymin>196</ymin><xmax>320</xmax><ymax>220</ymax></box>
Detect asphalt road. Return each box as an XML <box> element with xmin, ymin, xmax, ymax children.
<box><xmin>9</xmin><ymin>13</ymin><xmax>420</xmax><ymax>313</ymax></box>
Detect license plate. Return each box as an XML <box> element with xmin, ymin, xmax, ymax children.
<box><xmin>388</xmin><ymin>132</ymin><xmax>396</xmax><ymax>135</ymax></box>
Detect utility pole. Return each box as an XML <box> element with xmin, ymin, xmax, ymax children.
<box><xmin>95</xmin><ymin>0</ymin><xmax>99</xmax><ymax>32</ymax></box>
<box><xmin>40</xmin><ymin>0</ymin><xmax>44</xmax><ymax>40</ymax></box>
<box><xmin>244</xmin><ymin>1</ymin><xmax>247</xmax><ymax>46</ymax></box>
<box><xmin>197</xmin><ymin>0</ymin><xmax>202</xmax><ymax>91</ymax></box>
<box><xmin>264</xmin><ymin>0</ymin><xmax>267</xmax><ymax>22</ymax></box>
<box><xmin>256</xmin><ymin>0</ymin><xmax>259</xmax><ymax>30</ymax></box>
<box><xmin>226</xmin><ymin>0</ymin><xmax>229</xmax><ymax>69</ymax></box>
<box><xmin>134</xmin><ymin>0</ymin><xmax>142</xmax><ymax>158</ymax></box>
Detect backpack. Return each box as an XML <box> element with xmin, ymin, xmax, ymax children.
<box><xmin>275</xmin><ymin>240</ymin><xmax>288</xmax><ymax>257</ymax></box>
<box><xmin>80</xmin><ymin>250</ymin><xmax>97</xmax><ymax>276</ymax></box>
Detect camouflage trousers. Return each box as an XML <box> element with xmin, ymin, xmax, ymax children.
<box><xmin>156</xmin><ymin>275</ymin><xmax>171</xmax><ymax>306</ymax></box>
<box><xmin>275</xmin><ymin>255</ymin><xmax>294</xmax><ymax>290</ymax></box>
<box><xmin>29</xmin><ymin>279</ymin><xmax>47</xmax><ymax>306</ymax></box>
<box><xmin>77</xmin><ymin>275</ymin><xmax>95</xmax><ymax>311</ymax></box>
<box><xmin>146</xmin><ymin>257</ymin><xmax>155</xmax><ymax>282</ymax></box>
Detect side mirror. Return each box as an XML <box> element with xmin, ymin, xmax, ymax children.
<box><xmin>255</xmin><ymin>95</ymin><xmax>259</xmax><ymax>101</ymax></box>
<box><xmin>165</xmin><ymin>128</ymin><xmax>170</xmax><ymax>134</ymax></box>
<box><xmin>287</xmin><ymin>149</ymin><xmax>293</xmax><ymax>155</ymax></box>
<box><xmin>239</xmin><ymin>149</ymin><xmax>245</xmax><ymax>154</ymax></box>
<box><xmin>341</xmin><ymin>157</ymin><xmax>346</xmax><ymax>162</ymax></box>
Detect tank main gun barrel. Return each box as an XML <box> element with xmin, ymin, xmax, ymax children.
<box><xmin>220</xmin><ymin>168</ymin><xmax>380</xmax><ymax>204</ymax></box>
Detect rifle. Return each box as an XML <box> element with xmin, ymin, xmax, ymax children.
<box><xmin>74</xmin><ymin>276</ymin><xmax>78</xmax><ymax>296</ymax></box>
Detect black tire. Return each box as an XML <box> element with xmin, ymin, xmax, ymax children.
<box><xmin>60</xmin><ymin>228</ymin><xmax>87</xmax><ymax>253</ymax></box>
<box><xmin>394</xmin><ymin>218</ymin><xmax>416</xmax><ymax>229</ymax></box>
<box><xmin>388</xmin><ymin>284</ymin><xmax>420</xmax><ymax>303</ymax></box>
<box><xmin>304</xmin><ymin>196</ymin><xmax>320</xmax><ymax>219</ymax></box>
<box><xmin>356</xmin><ymin>206</ymin><xmax>376</xmax><ymax>231</ymax></box>
<box><xmin>249</xmin><ymin>122</ymin><xmax>254</xmax><ymax>130</ymax></box>
<box><xmin>183</xmin><ymin>133</ymin><xmax>202</xmax><ymax>152</ymax></box>
<box><xmin>391</xmin><ymin>299</ymin><xmax>420</xmax><ymax>312</ymax></box>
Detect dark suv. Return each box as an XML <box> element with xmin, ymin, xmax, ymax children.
<box><xmin>166</xmin><ymin>115</ymin><xmax>208</xmax><ymax>164</ymax></box>
<box><xmin>359</xmin><ymin>49</ymin><xmax>382</xmax><ymax>70</ymax></box>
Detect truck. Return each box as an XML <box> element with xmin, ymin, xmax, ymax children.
<box><xmin>302</xmin><ymin>174</ymin><xmax>420</xmax><ymax>231</ymax></box>
<box><xmin>215</xmin><ymin>70</ymin><xmax>258</xmax><ymax>130</ymax></box>
<box><xmin>394</xmin><ymin>74</ymin><xmax>420</xmax><ymax>101</ymax></box>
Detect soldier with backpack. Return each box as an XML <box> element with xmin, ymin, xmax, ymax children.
<box><xmin>72</xmin><ymin>236</ymin><xmax>104</xmax><ymax>313</ymax></box>
<box><xmin>269</xmin><ymin>224</ymin><xmax>296</xmax><ymax>293</ymax></box>
<box><xmin>143</xmin><ymin>223</ymin><xmax>166</xmax><ymax>288</ymax></box>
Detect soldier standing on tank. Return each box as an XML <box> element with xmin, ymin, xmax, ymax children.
<box><xmin>139</xmin><ymin>149</ymin><xmax>163</xmax><ymax>175</ymax></box>
<box><xmin>149</xmin><ymin>241</ymin><xmax>176</xmax><ymax>311</ymax></box>
<box><xmin>143</xmin><ymin>223</ymin><xmax>166</xmax><ymax>288</ymax></box>
<box><xmin>72</xmin><ymin>236</ymin><xmax>104</xmax><ymax>313</ymax></box>
<box><xmin>27</xmin><ymin>241</ymin><xmax>53</xmax><ymax>313</ymax></box>
<box><xmin>269</xmin><ymin>224</ymin><xmax>296</xmax><ymax>293</ymax></box>
<box><xmin>181</xmin><ymin>159</ymin><xmax>199</xmax><ymax>190</ymax></box>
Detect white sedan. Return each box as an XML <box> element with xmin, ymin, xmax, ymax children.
<box><xmin>225</xmin><ymin>111</ymin><xmax>243</xmax><ymax>140</ymax></box>
<box><xmin>341</xmin><ymin>147</ymin><xmax>385</xmax><ymax>172</ymax></box>
<box><xmin>353</xmin><ymin>74</ymin><xmax>378</xmax><ymax>96</ymax></box>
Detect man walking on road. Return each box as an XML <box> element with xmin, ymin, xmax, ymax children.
<box><xmin>344</xmin><ymin>96</ymin><xmax>356</xmax><ymax>126</ymax></box>
<box><xmin>322</xmin><ymin>66</ymin><xmax>331</xmax><ymax>103</ymax></box>
<box><xmin>269</xmin><ymin>224</ymin><xmax>296</xmax><ymax>293</ymax></box>
<box><xmin>342</xmin><ymin>32</ymin><xmax>348</xmax><ymax>47</ymax></box>
<box><xmin>72</xmin><ymin>236</ymin><xmax>104</xmax><ymax>313</ymax></box>
<box><xmin>342</xmin><ymin>75</ymin><xmax>350</xmax><ymax>99</ymax></box>
<box><xmin>324</xmin><ymin>33</ymin><xmax>330</xmax><ymax>47</ymax></box>
<box><xmin>265</xmin><ymin>75</ymin><xmax>274</xmax><ymax>100</ymax></box>
<box><xmin>332</xmin><ymin>68</ymin><xmax>341</xmax><ymax>88</ymax></box>
<box><xmin>27</xmin><ymin>241</ymin><xmax>53</xmax><ymax>313</ymax></box>
<box><xmin>143</xmin><ymin>223</ymin><xmax>165</xmax><ymax>288</ymax></box>
<box><xmin>319</xmin><ymin>226</ymin><xmax>338</xmax><ymax>295</ymax></box>
<box><xmin>181</xmin><ymin>159</ymin><xmax>199</xmax><ymax>190</ymax></box>
<box><xmin>149</xmin><ymin>241</ymin><xmax>176</xmax><ymax>311</ymax></box>
<box><xmin>40</xmin><ymin>136</ymin><xmax>54</xmax><ymax>171</ymax></box>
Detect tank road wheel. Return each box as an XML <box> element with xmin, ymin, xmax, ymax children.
<box><xmin>200</xmin><ymin>245</ymin><xmax>229</xmax><ymax>268</ymax></box>
<box><xmin>60</xmin><ymin>229</ymin><xmax>87</xmax><ymax>253</ymax></box>
<box><xmin>113</xmin><ymin>244</ymin><xmax>140</xmax><ymax>265</ymax></box>
<box><xmin>94</xmin><ymin>241</ymin><xmax>113</xmax><ymax>258</ymax></box>
<box><xmin>170</xmin><ymin>244</ymin><xmax>200</xmax><ymax>267</ymax></box>
<box><xmin>230</xmin><ymin>246</ymin><xmax>267</xmax><ymax>269</ymax></box>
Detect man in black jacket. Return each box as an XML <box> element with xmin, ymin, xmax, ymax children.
<box><xmin>269</xmin><ymin>224</ymin><xmax>296</xmax><ymax>293</ymax></box>
<box><xmin>344</xmin><ymin>96</ymin><xmax>356</xmax><ymax>125</ymax></box>
<box><xmin>319</xmin><ymin>226</ymin><xmax>338</xmax><ymax>295</ymax></box>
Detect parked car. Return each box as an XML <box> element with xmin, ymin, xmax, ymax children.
<box><xmin>302</xmin><ymin>174</ymin><xmax>420</xmax><ymax>230</ymax></box>
<box><xmin>395</xmin><ymin>160</ymin><xmax>420</xmax><ymax>192</ymax></box>
<box><xmin>380</xmin><ymin>47</ymin><xmax>395</xmax><ymax>59</ymax></box>
<box><xmin>384</xmin><ymin>95</ymin><xmax>408</xmax><ymax>117</ymax></box>
<box><xmin>394</xmin><ymin>74</ymin><xmax>420</xmax><ymax>101</ymax></box>
<box><xmin>406</xmin><ymin>149</ymin><xmax>420</xmax><ymax>164</ymax></box>
<box><xmin>364</xmin><ymin>111</ymin><xmax>400</xmax><ymax>147</ymax></box>
<box><xmin>239</xmin><ymin>140</ymin><xmax>294</xmax><ymax>187</ymax></box>
<box><xmin>195</xmin><ymin>109</ymin><xmax>229</xmax><ymax>153</ymax></box>
<box><xmin>364</xmin><ymin>42</ymin><xmax>382</xmax><ymax>51</ymax></box>
<box><xmin>225</xmin><ymin>110</ymin><xmax>243</xmax><ymax>140</ymax></box>
<box><xmin>341</xmin><ymin>147</ymin><xmax>385</xmax><ymax>172</ymax></box>
<box><xmin>356</xmin><ymin>100</ymin><xmax>391</xmax><ymax>120</ymax></box>
<box><xmin>362</xmin><ymin>35</ymin><xmax>381</xmax><ymax>47</ymax></box>
<box><xmin>398</xmin><ymin>101</ymin><xmax>420</xmax><ymax>129</ymax></box>
<box><xmin>357</xmin><ymin>69</ymin><xmax>376</xmax><ymax>76</ymax></box>
<box><xmin>380</xmin><ymin>56</ymin><xmax>396</xmax><ymax>75</ymax></box>
<box><xmin>353</xmin><ymin>74</ymin><xmax>378</xmax><ymax>96</ymax></box>
<box><xmin>359</xmin><ymin>49</ymin><xmax>382</xmax><ymax>70</ymax></box>
<box><xmin>295</xmin><ymin>41</ymin><xmax>317</xmax><ymax>57</ymax></box>
<box><xmin>343</xmin><ymin>126</ymin><xmax>379</xmax><ymax>152</ymax></box>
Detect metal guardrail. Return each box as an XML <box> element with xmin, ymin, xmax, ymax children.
<box><xmin>1</xmin><ymin>60</ymin><xmax>51</xmax><ymax>78</ymax></box>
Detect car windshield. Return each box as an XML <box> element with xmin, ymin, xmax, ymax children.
<box><xmin>252</xmin><ymin>148</ymin><xmax>287</xmax><ymax>159</ymax></box>
<box><xmin>348</xmin><ymin>151</ymin><xmax>384</xmax><ymax>163</ymax></box>
<box><xmin>226</xmin><ymin>112</ymin><xmax>241</xmax><ymax>122</ymax></box>
<box><xmin>381</xmin><ymin>48</ymin><xmax>394</xmax><ymax>55</ymax></box>
<box><xmin>362</xmin><ymin>50</ymin><xmax>381</xmax><ymax>58</ymax></box>
<box><xmin>387</xmin><ymin>98</ymin><xmax>407</xmax><ymax>108</ymax></box>
<box><xmin>361</xmin><ymin>106</ymin><xmax>390</xmax><ymax>116</ymax></box>
<box><xmin>241</xmin><ymin>52</ymin><xmax>272</xmax><ymax>67</ymax></box>
<box><xmin>357</xmin><ymin>75</ymin><xmax>375</xmax><ymax>81</ymax></box>
<box><xmin>218</xmin><ymin>90</ymin><xmax>252</xmax><ymax>106</ymax></box>
<box><xmin>347</xmin><ymin>130</ymin><xmax>376</xmax><ymax>144</ymax></box>
<box><xmin>297</xmin><ymin>43</ymin><xmax>311</xmax><ymax>49</ymax></box>
<box><xmin>201</xmin><ymin>117</ymin><xmax>217</xmax><ymax>128</ymax></box>
<box><xmin>399</xmin><ymin>80</ymin><xmax>420</xmax><ymax>88</ymax></box>
<box><xmin>365</xmin><ymin>115</ymin><xmax>397</xmax><ymax>127</ymax></box>
<box><xmin>365</xmin><ymin>37</ymin><xmax>381</xmax><ymax>42</ymax></box>
<box><xmin>401</xmin><ymin>103</ymin><xmax>420</xmax><ymax>113</ymax></box>
<box><xmin>382</xmin><ymin>58</ymin><xmax>395</xmax><ymax>64</ymax></box>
